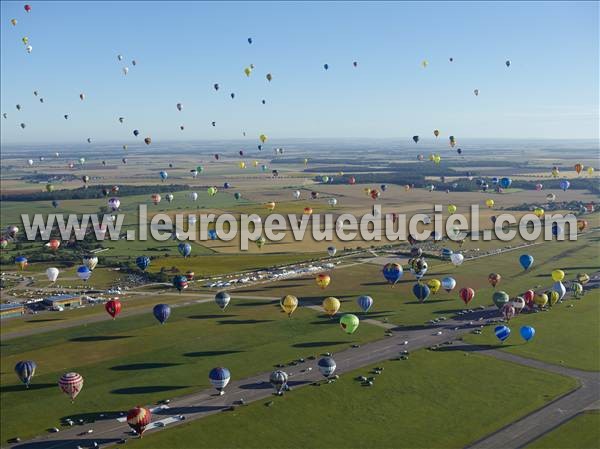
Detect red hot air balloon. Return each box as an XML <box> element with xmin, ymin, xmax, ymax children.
<box><xmin>105</xmin><ymin>298</ymin><xmax>122</xmax><ymax>319</ymax></box>
<box><xmin>127</xmin><ymin>406</ymin><xmax>152</xmax><ymax>437</ymax></box>
<box><xmin>46</xmin><ymin>239</ymin><xmax>61</xmax><ymax>251</ymax></box>
<box><xmin>24</xmin><ymin>4</ymin><xmax>31</xmax><ymax>12</ymax></box>
<box><xmin>488</xmin><ymin>273</ymin><xmax>501</xmax><ymax>288</ymax></box>
<box><xmin>522</xmin><ymin>290</ymin><xmax>535</xmax><ymax>309</ymax></box>
<box><xmin>348</xmin><ymin>176</ymin><xmax>356</xmax><ymax>185</ymax></box>
<box><xmin>459</xmin><ymin>287</ymin><xmax>475</xmax><ymax>305</ymax></box>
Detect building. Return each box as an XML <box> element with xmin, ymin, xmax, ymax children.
<box><xmin>43</xmin><ymin>294</ymin><xmax>82</xmax><ymax>310</ymax></box>
<box><xmin>1</xmin><ymin>303</ymin><xmax>25</xmax><ymax>319</ymax></box>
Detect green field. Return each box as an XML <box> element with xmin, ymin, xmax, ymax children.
<box><xmin>526</xmin><ymin>411</ymin><xmax>600</xmax><ymax>449</ymax></box>
<box><xmin>126</xmin><ymin>349</ymin><xmax>577</xmax><ymax>449</ymax></box>
<box><xmin>0</xmin><ymin>298</ymin><xmax>383</xmax><ymax>440</ymax></box>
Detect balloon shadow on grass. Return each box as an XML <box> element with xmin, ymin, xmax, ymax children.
<box><xmin>69</xmin><ymin>335</ymin><xmax>133</xmax><ymax>342</ymax></box>
<box><xmin>184</xmin><ymin>350</ymin><xmax>244</xmax><ymax>358</ymax></box>
<box><xmin>218</xmin><ymin>319</ymin><xmax>274</xmax><ymax>325</ymax></box>
<box><xmin>1</xmin><ymin>383</ymin><xmax>55</xmax><ymax>393</ymax></box>
<box><xmin>188</xmin><ymin>314</ymin><xmax>237</xmax><ymax>319</ymax></box>
<box><xmin>14</xmin><ymin>439</ymin><xmax>120</xmax><ymax>449</ymax></box>
<box><xmin>435</xmin><ymin>343</ymin><xmax>516</xmax><ymax>352</ymax></box>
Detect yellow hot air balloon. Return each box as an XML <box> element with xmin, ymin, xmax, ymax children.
<box><xmin>429</xmin><ymin>154</ymin><xmax>435</xmax><ymax>161</ymax></box>
<box><xmin>421</xmin><ymin>60</ymin><xmax>428</xmax><ymax>68</ymax></box>
<box><xmin>244</xmin><ymin>67</ymin><xmax>252</xmax><ymax>77</ymax></box>
<box><xmin>253</xmin><ymin>160</ymin><xmax>259</xmax><ymax>167</ymax></box>
<box><xmin>259</xmin><ymin>134</ymin><xmax>267</xmax><ymax>143</ymax></box>
<box><xmin>427</xmin><ymin>279</ymin><xmax>441</xmax><ymax>295</ymax></box>
<box><xmin>447</xmin><ymin>204</ymin><xmax>457</xmax><ymax>214</ymax></box>
<box><xmin>485</xmin><ymin>199</ymin><xmax>495</xmax><ymax>208</ymax></box>
<box><xmin>534</xmin><ymin>293</ymin><xmax>548</xmax><ymax>307</ymax></box>
<box><xmin>255</xmin><ymin>236</ymin><xmax>266</xmax><ymax>249</ymax></box>
<box><xmin>588</xmin><ymin>167</ymin><xmax>595</xmax><ymax>175</ymax></box>
<box><xmin>433</xmin><ymin>154</ymin><xmax>441</xmax><ymax>165</ymax></box>
<box><xmin>548</xmin><ymin>291</ymin><xmax>559</xmax><ymax>306</ymax></box>
<box><xmin>534</xmin><ymin>207</ymin><xmax>545</xmax><ymax>218</ymax></box>
<box><xmin>574</xmin><ymin>163</ymin><xmax>583</xmax><ymax>174</ymax></box>
<box><xmin>239</xmin><ymin>161</ymin><xmax>246</xmax><ymax>169</ymax></box>
<box><xmin>22</xmin><ymin>36</ymin><xmax>29</xmax><ymax>45</ymax></box>
<box><xmin>551</xmin><ymin>269</ymin><xmax>565</xmax><ymax>282</ymax></box>
<box><xmin>265</xmin><ymin>201</ymin><xmax>276</xmax><ymax>211</ymax></box>
<box><xmin>280</xmin><ymin>295</ymin><xmax>298</xmax><ymax>317</ymax></box>
<box><xmin>551</xmin><ymin>167</ymin><xmax>560</xmax><ymax>178</ymax></box>
<box><xmin>315</xmin><ymin>273</ymin><xmax>330</xmax><ymax>289</ymax></box>
<box><xmin>322</xmin><ymin>297</ymin><xmax>340</xmax><ymax>317</ymax></box>
<box><xmin>11</xmin><ymin>18</ymin><xmax>17</xmax><ymax>26</ymax></box>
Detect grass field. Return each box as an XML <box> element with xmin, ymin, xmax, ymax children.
<box><xmin>125</xmin><ymin>349</ymin><xmax>577</xmax><ymax>449</ymax></box>
<box><xmin>526</xmin><ymin>411</ymin><xmax>600</xmax><ymax>449</ymax></box>
<box><xmin>0</xmin><ymin>298</ymin><xmax>384</xmax><ymax>440</ymax></box>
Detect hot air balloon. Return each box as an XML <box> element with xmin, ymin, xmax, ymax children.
<box><xmin>59</xmin><ymin>372</ymin><xmax>84</xmax><ymax>402</ymax></box>
<box><xmin>501</xmin><ymin>303</ymin><xmax>515</xmax><ymax>321</ymax></box>
<box><xmin>209</xmin><ymin>367</ymin><xmax>230</xmax><ymax>394</ymax></box>
<box><xmin>105</xmin><ymin>298</ymin><xmax>122</xmax><ymax>319</ymax></box>
<box><xmin>15</xmin><ymin>360</ymin><xmax>36</xmax><ymax>387</ymax></box>
<box><xmin>151</xmin><ymin>193</ymin><xmax>161</xmax><ymax>205</ymax></box>
<box><xmin>348</xmin><ymin>176</ymin><xmax>356</xmax><ymax>185</ymax></box>
<box><xmin>577</xmin><ymin>273</ymin><xmax>590</xmax><ymax>285</ymax></box>
<box><xmin>11</xmin><ymin>18</ymin><xmax>17</xmax><ymax>25</ymax></box>
<box><xmin>255</xmin><ymin>236</ymin><xmax>266</xmax><ymax>249</ymax></box>
<box><xmin>177</xmin><ymin>242</ymin><xmax>191</xmax><ymax>258</ymax></box>
<box><xmin>322</xmin><ymin>297</ymin><xmax>340</xmax><ymax>317</ymax></box>
<box><xmin>315</xmin><ymin>273</ymin><xmax>331</xmax><ymax>290</ymax></box>
<box><xmin>535</xmin><ymin>183</ymin><xmax>543</xmax><ymax>191</ymax></box>
<box><xmin>492</xmin><ymin>291</ymin><xmax>510</xmax><ymax>309</ymax></box>
<box><xmin>571</xmin><ymin>282</ymin><xmax>583</xmax><ymax>299</ymax></box>
<box><xmin>499</xmin><ymin>177</ymin><xmax>512</xmax><ymax>189</ymax></box>
<box><xmin>535</xmin><ymin>292</ymin><xmax>549</xmax><ymax>308</ymax></box>
<box><xmin>0</xmin><ymin>238</ymin><xmax>8</xmax><ymax>249</ymax></box>
<box><xmin>127</xmin><ymin>406</ymin><xmax>152</xmax><ymax>437</ymax></box>
<box><xmin>82</xmin><ymin>255</ymin><xmax>98</xmax><ymax>271</ymax></box>
<box><xmin>427</xmin><ymin>279</ymin><xmax>441</xmax><ymax>295</ymax></box>
<box><xmin>575</xmin><ymin>163</ymin><xmax>583</xmax><ymax>174</ymax></box>
<box><xmin>234</xmin><ymin>192</ymin><xmax>241</xmax><ymax>200</ymax></box>
<box><xmin>144</xmin><ymin>137</ymin><xmax>151</xmax><ymax>145</ymax></box>
<box><xmin>533</xmin><ymin>207</ymin><xmax>545</xmax><ymax>218</ymax></box>
<box><xmin>270</xmin><ymin>370</ymin><xmax>288</xmax><ymax>395</ymax></box>
<box><xmin>108</xmin><ymin>197</ymin><xmax>121</xmax><ymax>211</ymax></box>
<box><xmin>441</xmin><ymin>276</ymin><xmax>456</xmax><ymax>293</ymax></box>
<box><xmin>511</xmin><ymin>296</ymin><xmax>525</xmax><ymax>314</ymax></box>
<box><xmin>421</xmin><ymin>60</ymin><xmax>428</xmax><ymax>68</ymax></box>
<box><xmin>248</xmin><ymin>37</ymin><xmax>253</xmax><ymax>44</ymax></box>
<box><xmin>587</xmin><ymin>167</ymin><xmax>595</xmax><ymax>175</ymax></box>
<box><xmin>382</xmin><ymin>263</ymin><xmax>403</xmax><ymax>284</ymax></box>
<box><xmin>323</xmin><ymin>63</ymin><xmax>329</xmax><ymax>70</ymax></box>
<box><xmin>136</xmin><ymin>256</ymin><xmax>150</xmax><ymax>271</ymax></box>
<box><xmin>449</xmin><ymin>136</ymin><xmax>456</xmax><ymax>148</ymax></box>
<box><xmin>265</xmin><ymin>201</ymin><xmax>276</xmax><ymax>211</ymax></box>
<box><xmin>46</xmin><ymin>267</ymin><xmax>59</xmax><ymax>283</ymax></box>
<box><xmin>244</xmin><ymin>66</ymin><xmax>252</xmax><ymax>77</ymax></box>
<box><xmin>552</xmin><ymin>281</ymin><xmax>566</xmax><ymax>300</ymax></box>
<box><xmin>207</xmin><ymin>186</ymin><xmax>217</xmax><ymax>196</ymax></box>
<box><xmin>340</xmin><ymin>314</ymin><xmax>359</xmax><ymax>334</ymax></box>
<box><xmin>266</xmin><ymin>73</ymin><xmax>273</xmax><ymax>82</ymax></box>
<box><xmin>215</xmin><ymin>292</ymin><xmax>231</xmax><ymax>310</ymax></box>
<box><xmin>176</xmin><ymin>103</ymin><xmax>183</xmax><ymax>112</ymax></box>
<box><xmin>519</xmin><ymin>254</ymin><xmax>534</xmax><ymax>270</ymax></box>
<box><xmin>259</xmin><ymin>134</ymin><xmax>267</xmax><ymax>143</ymax></box>
<box><xmin>577</xmin><ymin>219</ymin><xmax>588</xmax><ymax>232</ymax></box>
<box><xmin>412</xmin><ymin>135</ymin><xmax>419</xmax><ymax>144</ymax></box>
<box><xmin>494</xmin><ymin>325</ymin><xmax>511</xmax><ymax>342</ymax></box>
<box><xmin>559</xmin><ymin>179</ymin><xmax>570</xmax><ymax>191</ymax></box>
<box><xmin>357</xmin><ymin>295</ymin><xmax>373</xmax><ymax>312</ymax></box>
<box><xmin>459</xmin><ymin>287</ymin><xmax>475</xmax><ymax>305</ymax></box>
<box><xmin>280</xmin><ymin>295</ymin><xmax>298</xmax><ymax>317</ymax></box>
<box><xmin>450</xmin><ymin>253</ymin><xmax>464</xmax><ymax>266</ymax></box>
<box><xmin>412</xmin><ymin>283</ymin><xmax>430</xmax><ymax>303</ymax></box>
<box><xmin>551</xmin><ymin>269</ymin><xmax>565</xmax><ymax>282</ymax></box>
<box><xmin>46</xmin><ymin>239</ymin><xmax>61</xmax><ymax>251</ymax></box>
<box><xmin>153</xmin><ymin>304</ymin><xmax>171</xmax><ymax>324</ymax></box>
<box><xmin>447</xmin><ymin>204</ymin><xmax>457</xmax><ymax>214</ymax></box>
<box><xmin>173</xmin><ymin>275</ymin><xmax>188</xmax><ymax>292</ymax></box>
<box><xmin>317</xmin><ymin>357</ymin><xmax>336</xmax><ymax>378</ymax></box>
<box><xmin>304</xmin><ymin>207</ymin><xmax>313</xmax><ymax>216</ymax></box>
<box><xmin>14</xmin><ymin>256</ymin><xmax>28</xmax><ymax>270</ymax></box>
<box><xmin>77</xmin><ymin>266</ymin><xmax>92</xmax><ymax>282</ymax></box>
<box><xmin>473</xmin><ymin>89</ymin><xmax>479</xmax><ymax>96</ymax></box>
<box><xmin>488</xmin><ymin>273</ymin><xmax>501</xmax><ymax>288</ymax></box>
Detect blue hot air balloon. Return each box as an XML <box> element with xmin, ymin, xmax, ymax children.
<box><xmin>494</xmin><ymin>325</ymin><xmax>511</xmax><ymax>342</ymax></box>
<box><xmin>412</xmin><ymin>283</ymin><xmax>431</xmax><ymax>302</ymax></box>
<box><xmin>14</xmin><ymin>360</ymin><xmax>36</xmax><ymax>387</ymax></box>
<box><xmin>441</xmin><ymin>276</ymin><xmax>456</xmax><ymax>292</ymax></box>
<box><xmin>136</xmin><ymin>256</ymin><xmax>150</xmax><ymax>271</ymax></box>
<box><xmin>382</xmin><ymin>263</ymin><xmax>403</xmax><ymax>284</ymax></box>
<box><xmin>223</xmin><ymin>182</ymin><xmax>230</xmax><ymax>189</ymax></box>
<box><xmin>520</xmin><ymin>326</ymin><xmax>535</xmax><ymax>342</ymax></box>
<box><xmin>209</xmin><ymin>367</ymin><xmax>231</xmax><ymax>393</ymax></box>
<box><xmin>153</xmin><ymin>304</ymin><xmax>171</xmax><ymax>324</ymax></box>
<box><xmin>159</xmin><ymin>170</ymin><xmax>168</xmax><ymax>182</ymax></box>
<box><xmin>559</xmin><ymin>179</ymin><xmax>570</xmax><ymax>191</ymax></box>
<box><xmin>499</xmin><ymin>177</ymin><xmax>512</xmax><ymax>189</ymax></box>
<box><xmin>357</xmin><ymin>295</ymin><xmax>373</xmax><ymax>313</ymax></box>
<box><xmin>317</xmin><ymin>357</ymin><xmax>336</xmax><ymax>378</ymax></box>
<box><xmin>519</xmin><ymin>254</ymin><xmax>534</xmax><ymax>270</ymax></box>
<box><xmin>177</xmin><ymin>243</ymin><xmax>192</xmax><ymax>257</ymax></box>
<box><xmin>491</xmin><ymin>177</ymin><xmax>499</xmax><ymax>185</ymax></box>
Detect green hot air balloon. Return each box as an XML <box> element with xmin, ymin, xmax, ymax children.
<box><xmin>492</xmin><ymin>291</ymin><xmax>510</xmax><ymax>309</ymax></box>
<box><xmin>340</xmin><ymin>314</ymin><xmax>359</xmax><ymax>334</ymax></box>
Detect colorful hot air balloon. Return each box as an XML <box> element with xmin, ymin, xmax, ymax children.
<box><xmin>105</xmin><ymin>298</ymin><xmax>122</xmax><ymax>319</ymax></box>
<box><xmin>153</xmin><ymin>304</ymin><xmax>171</xmax><ymax>324</ymax></box>
<box><xmin>488</xmin><ymin>273</ymin><xmax>501</xmax><ymax>288</ymax></box>
<box><xmin>14</xmin><ymin>360</ymin><xmax>36</xmax><ymax>387</ymax></box>
<box><xmin>459</xmin><ymin>287</ymin><xmax>475</xmax><ymax>305</ymax></box>
<box><xmin>59</xmin><ymin>372</ymin><xmax>84</xmax><ymax>402</ymax></box>
<box><xmin>127</xmin><ymin>406</ymin><xmax>152</xmax><ymax>437</ymax></box>
<box><xmin>494</xmin><ymin>325</ymin><xmax>511</xmax><ymax>342</ymax></box>
<box><xmin>280</xmin><ymin>295</ymin><xmax>298</xmax><ymax>317</ymax></box>
<box><xmin>412</xmin><ymin>283</ymin><xmax>430</xmax><ymax>303</ymax></box>
<box><xmin>83</xmin><ymin>255</ymin><xmax>98</xmax><ymax>270</ymax></box>
<box><xmin>519</xmin><ymin>254</ymin><xmax>534</xmax><ymax>270</ymax></box>
<box><xmin>340</xmin><ymin>314</ymin><xmax>360</xmax><ymax>334</ymax></box>
<box><xmin>357</xmin><ymin>295</ymin><xmax>373</xmax><ymax>312</ymax></box>
<box><xmin>382</xmin><ymin>263</ymin><xmax>403</xmax><ymax>284</ymax></box>
<box><xmin>441</xmin><ymin>277</ymin><xmax>456</xmax><ymax>293</ymax></box>
<box><xmin>209</xmin><ymin>367</ymin><xmax>231</xmax><ymax>394</ymax></box>
<box><xmin>317</xmin><ymin>357</ymin><xmax>336</xmax><ymax>378</ymax></box>
<box><xmin>520</xmin><ymin>326</ymin><xmax>535</xmax><ymax>342</ymax></box>
<box><xmin>77</xmin><ymin>266</ymin><xmax>92</xmax><ymax>282</ymax></box>
<box><xmin>316</xmin><ymin>273</ymin><xmax>331</xmax><ymax>289</ymax></box>
<box><xmin>215</xmin><ymin>292</ymin><xmax>231</xmax><ymax>310</ymax></box>
<box><xmin>270</xmin><ymin>370</ymin><xmax>288</xmax><ymax>395</ymax></box>
<box><xmin>492</xmin><ymin>291</ymin><xmax>510</xmax><ymax>309</ymax></box>
<box><xmin>45</xmin><ymin>239</ymin><xmax>61</xmax><ymax>251</ymax></box>
<box><xmin>177</xmin><ymin>243</ymin><xmax>192</xmax><ymax>258</ymax></box>
<box><xmin>322</xmin><ymin>297</ymin><xmax>341</xmax><ymax>317</ymax></box>
<box><xmin>173</xmin><ymin>275</ymin><xmax>188</xmax><ymax>292</ymax></box>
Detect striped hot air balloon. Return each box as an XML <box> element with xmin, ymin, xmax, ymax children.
<box><xmin>58</xmin><ymin>372</ymin><xmax>84</xmax><ymax>402</ymax></box>
<box><xmin>127</xmin><ymin>406</ymin><xmax>152</xmax><ymax>437</ymax></box>
<box><xmin>494</xmin><ymin>325</ymin><xmax>511</xmax><ymax>343</ymax></box>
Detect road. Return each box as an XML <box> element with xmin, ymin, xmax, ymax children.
<box><xmin>7</xmin><ymin>301</ymin><xmax>598</xmax><ymax>449</ymax></box>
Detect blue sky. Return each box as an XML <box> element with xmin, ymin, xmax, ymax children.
<box><xmin>1</xmin><ymin>1</ymin><xmax>598</xmax><ymax>144</ymax></box>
